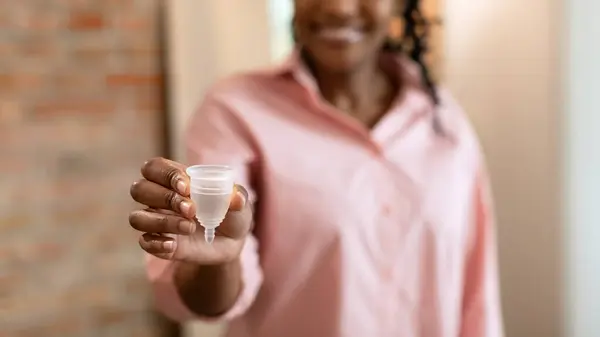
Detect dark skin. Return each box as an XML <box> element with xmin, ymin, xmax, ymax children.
<box><xmin>295</xmin><ymin>0</ymin><xmax>398</xmax><ymax>126</ymax></box>
<box><xmin>129</xmin><ymin>0</ymin><xmax>401</xmax><ymax>316</ymax></box>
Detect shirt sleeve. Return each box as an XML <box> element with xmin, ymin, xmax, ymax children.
<box><xmin>460</xmin><ymin>163</ymin><xmax>505</xmax><ymax>337</ymax></box>
<box><xmin>145</xmin><ymin>89</ymin><xmax>264</xmax><ymax>323</ymax></box>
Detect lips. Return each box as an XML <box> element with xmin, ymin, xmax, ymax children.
<box><xmin>316</xmin><ymin>27</ymin><xmax>364</xmax><ymax>44</ymax></box>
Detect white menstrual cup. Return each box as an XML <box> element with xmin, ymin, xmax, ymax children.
<box><xmin>185</xmin><ymin>165</ymin><xmax>235</xmax><ymax>243</ymax></box>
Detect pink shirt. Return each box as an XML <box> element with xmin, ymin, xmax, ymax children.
<box><xmin>146</xmin><ymin>52</ymin><xmax>504</xmax><ymax>337</ymax></box>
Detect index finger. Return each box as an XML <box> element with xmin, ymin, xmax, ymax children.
<box><xmin>141</xmin><ymin>157</ymin><xmax>190</xmax><ymax>196</ymax></box>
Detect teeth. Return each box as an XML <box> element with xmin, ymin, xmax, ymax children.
<box><xmin>319</xmin><ymin>28</ymin><xmax>362</xmax><ymax>43</ymax></box>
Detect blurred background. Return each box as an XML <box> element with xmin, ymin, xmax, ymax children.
<box><xmin>1</xmin><ymin>0</ymin><xmax>598</xmax><ymax>336</ymax></box>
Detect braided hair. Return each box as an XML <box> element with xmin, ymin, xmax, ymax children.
<box><xmin>384</xmin><ymin>0</ymin><xmax>443</xmax><ymax>133</ymax></box>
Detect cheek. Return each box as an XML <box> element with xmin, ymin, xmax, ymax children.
<box><xmin>380</xmin><ymin>0</ymin><xmax>398</xmax><ymax>13</ymax></box>
<box><xmin>293</xmin><ymin>0</ymin><xmax>314</xmax><ymax>14</ymax></box>
<box><xmin>292</xmin><ymin>0</ymin><xmax>314</xmax><ymax>35</ymax></box>
<box><xmin>368</xmin><ymin>17</ymin><xmax>393</xmax><ymax>45</ymax></box>
<box><xmin>367</xmin><ymin>0</ymin><xmax>395</xmax><ymax>38</ymax></box>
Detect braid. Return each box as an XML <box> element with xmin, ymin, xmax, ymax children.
<box><xmin>384</xmin><ymin>0</ymin><xmax>444</xmax><ymax>133</ymax></box>
<box><xmin>402</xmin><ymin>0</ymin><xmax>439</xmax><ymax>105</ymax></box>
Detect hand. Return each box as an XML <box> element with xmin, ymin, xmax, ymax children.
<box><xmin>129</xmin><ymin>157</ymin><xmax>253</xmax><ymax>265</ymax></box>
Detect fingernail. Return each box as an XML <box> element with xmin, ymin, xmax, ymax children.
<box><xmin>179</xmin><ymin>220</ymin><xmax>194</xmax><ymax>234</ymax></box>
<box><xmin>180</xmin><ymin>201</ymin><xmax>192</xmax><ymax>215</ymax></box>
<box><xmin>176</xmin><ymin>180</ymin><xmax>187</xmax><ymax>195</ymax></box>
<box><xmin>163</xmin><ymin>241</ymin><xmax>174</xmax><ymax>251</ymax></box>
<box><xmin>238</xmin><ymin>192</ymin><xmax>247</xmax><ymax>208</ymax></box>
<box><xmin>236</xmin><ymin>185</ymin><xmax>248</xmax><ymax>207</ymax></box>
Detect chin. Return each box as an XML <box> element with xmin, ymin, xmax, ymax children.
<box><xmin>305</xmin><ymin>46</ymin><xmax>366</xmax><ymax>74</ymax></box>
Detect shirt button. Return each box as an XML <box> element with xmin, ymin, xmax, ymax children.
<box><xmin>382</xmin><ymin>204</ymin><xmax>392</xmax><ymax>216</ymax></box>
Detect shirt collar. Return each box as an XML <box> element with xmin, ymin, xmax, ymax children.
<box><xmin>263</xmin><ymin>48</ymin><xmax>456</xmax><ymax>138</ymax></box>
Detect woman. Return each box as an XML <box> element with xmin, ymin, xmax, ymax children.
<box><xmin>128</xmin><ymin>0</ymin><xmax>504</xmax><ymax>336</ymax></box>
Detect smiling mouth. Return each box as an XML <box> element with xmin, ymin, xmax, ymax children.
<box><xmin>316</xmin><ymin>27</ymin><xmax>364</xmax><ymax>45</ymax></box>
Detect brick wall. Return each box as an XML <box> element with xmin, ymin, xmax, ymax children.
<box><xmin>0</xmin><ymin>1</ymin><xmax>170</xmax><ymax>335</ymax></box>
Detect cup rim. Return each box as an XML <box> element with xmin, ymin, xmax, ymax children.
<box><xmin>186</xmin><ymin>165</ymin><xmax>233</xmax><ymax>178</ymax></box>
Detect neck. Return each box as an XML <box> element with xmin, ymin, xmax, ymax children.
<box><xmin>309</xmin><ymin>55</ymin><xmax>390</xmax><ymax>112</ymax></box>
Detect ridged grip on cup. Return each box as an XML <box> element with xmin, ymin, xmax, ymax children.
<box><xmin>186</xmin><ymin>165</ymin><xmax>234</xmax><ymax>194</ymax></box>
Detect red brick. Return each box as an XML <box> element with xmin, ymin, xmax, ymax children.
<box><xmin>51</xmin><ymin>73</ymin><xmax>106</xmax><ymax>96</ymax></box>
<box><xmin>0</xmin><ymin>41</ymin><xmax>12</xmax><ymax>58</ymax></box>
<box><xmin>51</xmin><ymin>202</ymin><xmax>102</xmax><ymax>226</ymax></box>
<box><xmin>103</xmin><ymin>0</ymin><xmax>137</xmax><ymax>9</ymax></box>
<box><xmin>19</xmin><ymin>39</ymin><xmax>57</xmax><ymax>59</ymax></box>
<box><xmin>12</xmin><ymin>316</ymin><xmax>86</xmax><ymax>337</ymax></box>
<box><xmin>0</xmin><ymin>73</ymin><xmax>43</xmax><ymax>94</ymax></box>
<box><xmin>70</xmin><ymin>47</ymin><xmax>110</xmax><ymax>65</ymax></box>
<box><xmin>20</xmin><ymin>11</ymin><xmax>63</xmax><ymax>30</ymax></box>
<box><xmin>92</xmin><ymin>307</ymin><xmax>134</xmax><ymax>325</ymax></box>
<box><xmin>0</xmin><ymin>212</ymin><xmax>31</xmax><ymax>232</ymax></box>
<box><xmin>0</xmin><ymin>100</ymin><xmax>24</xmax><ymax>125</ymax></box>
<box><xmin>34</xmin><ymin>242</ymin><xmax>69</xmax><ymax>261</ymax></box>
<box><xmin>0</xmin><ymin>271</ymin><xmax>27</xmax><ymax>298</ymax></box>
<box><xmin>121</xmin><ymin>49</ymin><xmax>160</xmax><ymax>72</ymax></box>
<box><xmin>113</xmin><ymin>16</ymin><xmax>152</xmax><ymax>31</ymax></box>
<box><xmin>51</xmin><ymin>73</ymin><xmax>90</xmax><ymax>87</ymax></box>
<box><xmin>136</xmin><ymin>98</ymin><xmax>161</xmax><ymax>112</ymax></box>
<box><xmin>68</xmin><ymin>12</ymin><xmax>104</xmax><ymax>30</ymax></box>
<box><xmin>60</xmin><ymin>283</ymin><xmax>113</xmax><ymax>305</ymax></box>
<box><xmin>106</xmin><ymin>74</ymin><xmax>161</xmax><ymax>86</ymax></box>
<box><xmin>0</xmin><ymin>11</ymin><xmax>10</xmax><ymax>29</ymax></box>
<box><xmin>30</xmin><ymin>99</ymin><xmax>116</xmax><ymax>119</ymax></box>
<box><xmin>0</xmin><ymin>246</ymin><xmax>11</xmax><ymax>262</ymax></box>
<box><xmin>134</xmin><ymin>85</ymin><xmax>162</xmax><ymax>111</ymax></box>
<box><xmin>3</xmin><ymin>0</ymin><xmax>166</xmax><ymax>335</ymax></box>
<box><xmin>0</xmin><ymin>153</ymin><xmax>28</xmax><ymax>171</ymax></box>
<box><xmin>15</xmin><ymin>241</ymin><xmax>70</xmax><ymax>265</ymax></box>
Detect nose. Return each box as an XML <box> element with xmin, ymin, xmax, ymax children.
<box><xmin>321</xmin><ymin>0</ymin><xmax>360</xmax><ymax>18</ymax></box>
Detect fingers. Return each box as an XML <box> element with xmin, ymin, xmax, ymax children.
<box><xmin>130</xmin><ymin>179</ymin><xmax>195</xmax><ymax>219</ymax></box>
<box><xmin>129</xmin><ymin>209</ymin><xmax>196</xmax><ymax>235</ymax></box>
<box><xmin>140</xmin><ymin>232</ymin><xmax>243</xmax><ymax>264</ymax></box>
<box><xmin>141</xmin><ymin>157</ymin><xmax>190</xmax><ymax>196</ymax></box>
<box><xmin>139</xmin><ymin>233</ymin><xmax>176</xmax><ymax>260</ymax></box>
<box><xmin>130</xmin><ymin>185</ymin><xmax>251</xmax><ymax>238</ymax></box>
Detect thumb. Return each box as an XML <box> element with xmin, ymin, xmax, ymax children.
<box><xmin>229</xmin><ymin>184</ymin><xmax>248</xmax><ymax>211</ymax></box>
<box><xmin>216</xmin><ymin>184</ymin><xmax>252</xmax><ymax>239</ymax></box>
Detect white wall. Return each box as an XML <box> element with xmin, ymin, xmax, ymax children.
<box><xmin>444</xmin><ymin>0</ymin><xmax>563</xmax><ymax>336</ymax></box>
<box><xmin>564</xmin><ymin>0</ymin><xmax>600</xmax><ymax>336</ymax></box>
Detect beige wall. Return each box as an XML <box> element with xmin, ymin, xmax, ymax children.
<box><xmin>444</xmin><ymin>0</ymin><xmax>563</xmax><ymax>336</ymax></box>
<box><xmin>165</xmin><ymin>0</ymin><xmax>273</xmax><ymax>163</ymax></box>
<box><xmin>167</xmin><ymin>1</ymin><xmax>569</xmax><ymax>336</ymax></box>
<box><xmin>165</xmin><ymin>0</ymin><xmax>272</xmax><ymax>335</ymax></box>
